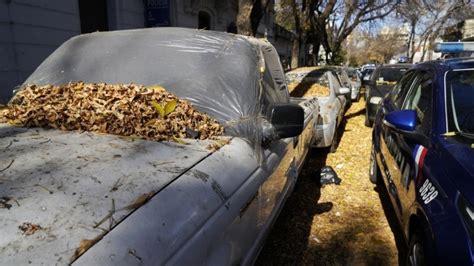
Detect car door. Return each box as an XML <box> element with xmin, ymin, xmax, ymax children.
<box><xmin>329</xmin><ymin>72</ymin><xmax>345</xmax><ymax>125</ymax></box>
<box><xmin>233</xmin><ymin>45</ymin><xmax>301</xmax><ymax>264</ymax></box>
<box><xmin>379</xmin><ymin>70</ymin><xmax>434</xmax><ymax>222</ymax></box>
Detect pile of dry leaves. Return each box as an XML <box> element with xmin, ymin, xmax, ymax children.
<box><xmin>288</xmin><ymin>82</ymin><xmax>330</xmax><ymax>98</ymax></box>
<box><xmin>0</xmin><ymin>82</ymin><xmax>224</xmax><ymax>141</ymax></box>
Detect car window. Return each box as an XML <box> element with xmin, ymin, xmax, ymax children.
<box><xmin>391</xmin><ymin>71</ymin><xmax>417</xmax><ymax>108</ymax></box>
<box><xmin>348</xmin><ymin>70</ymin><xmax>359</xmax><ymax>81</ymax></box>
<box><xmin>377</xmin><ymin>67</ymin><xmax>409</xmax><ymax>82</ymax></box>
<box><xmin>287</xmin><ymin>71</ymin><xmax>331</xmax><ymax>97</ymax></box>
<box><xmin>330</xmin><ymin>72</ymin><xmax>342</xmax><ymax>90</ymax></box>
<box><xmin>446</xmin><ymin>69</ymin><xmax>474</xmax><ymax>135</ymax></box>
<box><xmin>402</xmin><ymin>71</ymin><xmax>433</xmax><ymax>136</ymax></box>
<box><xmin>339</xmin><ymin>71</ymin><xmax>351</xmax><ymax>87</ymax></box>
<box><xmin>331</xmin><ymin>71</ymin><xmax>345</xmax><ymax>88</ymax></box>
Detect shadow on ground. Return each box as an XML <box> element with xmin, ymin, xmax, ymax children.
<box><xmin>257</xmin><ymin>100</ymin><xmax>408</xmax><ymax>265</ymax></box>
<box><xmin>375</xmin><ymin>180</ymin><xmax>409</xmax><ymax>265</ymax></box>
<box><xmin>256</xmin><ymin>148</ymin><xmax>329</xmax><ymax>265</ymax></box>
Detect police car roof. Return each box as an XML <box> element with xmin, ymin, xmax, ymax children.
<box><xmin>420</xmin><ymin>57</ymin><xmax>474</xmax><ymax>71</ymax></box>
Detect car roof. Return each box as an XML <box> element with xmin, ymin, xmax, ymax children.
<box><xmin>377</xmin><ymin>63</ymin><xmax>413</xmax><ymax>69</ymax></box>
<box><xmin>286</xmin><ymin>66</ymin><xmax>335</xmax><ymax>74</ymax></box>
<box><xmin>414</xmin><ymin>57</ymin><xmax>474</xmax><ymax>72</ymax></box>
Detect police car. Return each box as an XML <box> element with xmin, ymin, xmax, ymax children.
<box><xmin>369</xmin><ymin>44</ymin><xmax>474</xmax><ymax>265</ymax></box>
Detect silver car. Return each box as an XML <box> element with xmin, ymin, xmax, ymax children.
<box><xmin>0</xmin><ymin>28</ymin><xmax>319</xmax><ymax>265</ymax></box>
<box><xmin>348</xmin><ymin>68</ymin><xmax>362</xmax><ymax>101</ymax></box>
<box><xmin>286</xmin><ymin>67</ymin><xmax>348</xmax><ymax>152</ymax></box>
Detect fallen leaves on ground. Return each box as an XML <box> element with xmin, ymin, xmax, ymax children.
<box><xmin>0</xmin><ymin>82</ymin><xmax>224</xmax><ymax>141</ymax></box>
<box><xmin>257</xmin><ymin>99</ymin><xmax>399</xmax><ymax>265</ymax></box>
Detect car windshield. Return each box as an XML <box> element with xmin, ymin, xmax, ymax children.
<box><xmin>363</xmin><ymin>68</ymin><xmax>374</xmax><ymax>78</ymax></box>
<box><xmin>446</xmin><ymin>69</ymin><xmax>474</xmax><ymax>136</ymax></box>
<box><xmin>377</xmin><ymin>67</ymin><xmax>409</xmax><ymax>82</ymax></box>
<box><xmin>348</xmin><ymin>70</ymin><xmax>358</xmax><ymax>79</ymax></box>
<box><xmin>286</xmin><ymin>70</ymin><xmax>331</xmax><ymax>97</ymax></box>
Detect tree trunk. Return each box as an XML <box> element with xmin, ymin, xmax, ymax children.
<box><xmin>409</xmin><ymin>21</ymin><xmax>416</xmax><ymax>62</ymax></box>
<box><xmin>237</xmin><ymin>0</ymin><xmax>254</xmax><ymax>36</ymax></box>
<box><xmin>291</xmin><ymin>36</ymin><xmax>300</xmax><ymax>69</ymax></box>
<box><xmin>420</xmin><ymin>36</ymin><xmax>430</xmax><ymax>62</ymax></box>
<box><xmin>311</xmin><ymin>32</ymin><xmax>321</xmax><ymax>65</ymax></box>
<box><xmin>250</xmin><ymin>0</ymin><xmax>270</xmax><ymax>36</ymax></box>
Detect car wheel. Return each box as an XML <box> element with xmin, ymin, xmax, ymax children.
<box><xmin>369</xmin><ymin>144</ymin><xmax>380</xmax><ymax>184</ymax></box>
<box><xmin>406</xmin><ymin>230</ymin><xmax>427</xmax><ymax>266</ymax></box>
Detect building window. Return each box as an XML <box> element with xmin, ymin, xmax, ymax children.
<box><xmin>198</xmin><ymin>11</ymin><xmax>211</xmax><ymax>30</ymax></box>
<box><xmin>78</xmin><ymin>0</ymin><xmax>109</xmax><ymax>34</ymax></box>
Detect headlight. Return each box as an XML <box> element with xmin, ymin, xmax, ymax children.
<box><xmin>457</xmin><ymin>195</ymin><xmax>474</xmax><ymax>242</ymax></box>
<box><xmin>369</xmin><ymin>96</ymin><xmax>382</xmax><ymax>105</ymax></box>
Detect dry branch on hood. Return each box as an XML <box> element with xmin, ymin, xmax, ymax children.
<box><xmin>0</xmin><ymin>82</ymin><xmax>224</xmax><ymax>141</ymax></box>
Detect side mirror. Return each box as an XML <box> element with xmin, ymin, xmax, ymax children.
<box><xmin>383</xmin><ymin>110</ymin><xmax>416</xmax><ymax>132</ymax></box>
<box><xmin>268</xmin><ymin>103</ymin><xmax>304</xmax><ymax>138</ymax></box>
<box><xmin>339</xmin><ymin>87</ymin><xmax>351</xmax><ymax>94</ymax></box>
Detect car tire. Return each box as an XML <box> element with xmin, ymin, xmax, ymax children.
<box><xmin>369</xmin><ymin>144</ymin><xmax>380</xmax><ymax>184</ymax></box>
<box><xmin>406</xmin><ymin>230</ymin><xmax>427</xmax><ymax>266</ymax></box>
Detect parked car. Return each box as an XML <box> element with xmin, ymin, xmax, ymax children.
<box><xmin>325</xmin><ymin>66</ymin><xmax>352</xmax><ymax>108</ymax></box>
<box><xmin>370</xmin><ymin>57</ymin><xmax>474</xmax><ymax>265</ymax></box>
<box><xmin>0</xmin><ymin>28</ymin><xmax>320</xmax><ymax>265</ymax></box>
<box><xmin>364</xmin><ymin>63</ymin><xmax>412</xmax><ymax>126</ymax></box>
<box><xmin>360</xmin><ymin>64</ymin><xmax>375</xmax><ymax>81</ymax></box>
<box><xmin>348</xmin><ymin>67</ymin><xmax>362</xmax><ymax>101</ymax></box>
<box><xmin>286</xmin><ymin>67</ymin><xmax>347</xmax><ymax>152</ymax></box>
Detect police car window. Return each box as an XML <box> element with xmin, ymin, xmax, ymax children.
<box><xmin>446</xmin><ymin>70</ymin><xmax>474</xmax><ymax>135</ymax></box>
<box><xmin>377</xmin><ymin>67</ymin><xmax>408</xmax><ymax>82</ymax></box>
<box><xmin>391</xmin><ymin>71</ymin><xmax>416</xmax><ymax>108</ymax></box>
<box><xmin>402</xmin><ymin>71</ymin><xmax>433</xmax><ymax>136</ymax></box>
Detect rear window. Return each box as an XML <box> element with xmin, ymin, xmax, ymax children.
<box><xmin>286</xmin><ymin>71</ymin><xmax>331</xmax><ymax>97</ymax></box>
<box><xmin>348</xmin><ymin>70</ymin><xmax>358</xmax><ymax>79</ymax></box>
<box><xmin>376</xmin><ymin>67</ymin><xmax>409</xmax><ymax>82</ymax></box>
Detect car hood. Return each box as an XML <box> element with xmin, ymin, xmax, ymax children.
<box><xmin>443</xmin><ymin>141</ymin><xmax>474</xmax><ymax>204</ymax></box>
<box><xmin>0</xmin><ymin>124</ymin><xmax>216</xmax><ymax>265</ymax></box>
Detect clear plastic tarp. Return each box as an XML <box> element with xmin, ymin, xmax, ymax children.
<box><xmin>22</xmin><ymin>27</ymin><xmax>266</xmax><ymax>139</ymax></box>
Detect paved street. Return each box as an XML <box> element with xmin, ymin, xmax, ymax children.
<box><xmin>257</xmin><ymin>99</ymin><xmax>404</xmax><ymax>265</ymax></box>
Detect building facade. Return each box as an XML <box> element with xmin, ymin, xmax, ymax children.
<box><xmin>0</xmin><ymin>0</ymin><xmax>293</xmax><ymax>103</ymax></box>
